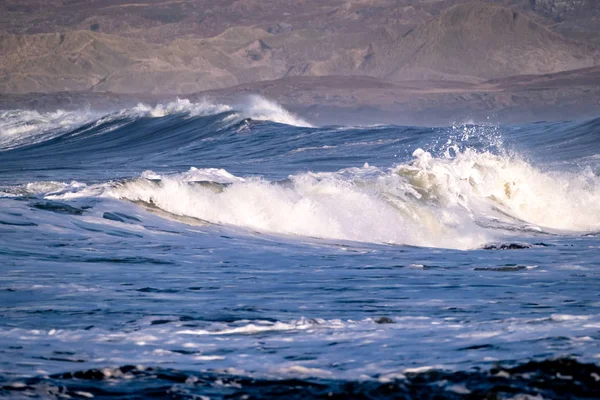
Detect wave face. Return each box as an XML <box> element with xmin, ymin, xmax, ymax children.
<box><xmin>1</xmin><ymin>97</ymin><xmax>600</xmax><ymax>398</ymax></box>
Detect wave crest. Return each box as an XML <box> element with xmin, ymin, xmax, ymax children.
<box><xmin>108</xmin><ymin>165</ymin><xmax>488</xmax><ymax>250</ymax></box>
<box><xmin>104</xmin><ymin>144</ymin><xmax>600</xmax><ymax>249</ymax></box>
<box><xmin>0</xmin><ymin>109</ymin><xmax>96</xmax><ymax>150</ymax></box>
<box><xmin>400</xmin><ymin>147</ymin><xmax>600</xmax><ymax>232</ymax></box>
<box><xmin>0</xmin><ymin>96</ymin><xmax>311</xmax><ymax>151</ymax></box>
<box><xmin>234</xmin><ymin>95</ymin><xmax>312</xmax><ymax>127</ymax></box>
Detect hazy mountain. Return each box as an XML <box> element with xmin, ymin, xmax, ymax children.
<box><xmin>372</xmin><ymin>3</ymin><xmax>599</xmax><ymax>81</ymax></box>
<box><xmin>1</xmin><ymin>2</ymin><xmax>598</xmax><ymax>95</ymax></box>
<box><xmin>0</xmin><ymin>0</ymin><xmax>598</xmax><ymax>122</ymax></box>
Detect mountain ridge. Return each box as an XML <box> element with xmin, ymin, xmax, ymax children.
<box><xmin>1</xmin><ymin>3</ymin><xmax>598</xmax><ymax>95</ymax></box>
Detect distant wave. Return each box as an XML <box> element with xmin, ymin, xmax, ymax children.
<box><xmin>126</xmin><ymin>95</ymin><xmax>311</xmax><ymax>127</ymax></box>
<box><xmin>0</xmin><ymin>96</ymin><xmax>311</xmax><ymax>151</ymax></box>
<box><xmin>0</xmin><ymin>108</ymin><xmax>98</xmax><ymax>150</ymax></box>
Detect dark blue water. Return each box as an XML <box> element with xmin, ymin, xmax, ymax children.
<box><xmin>1</xmin><ymin>98</ymin><xmax>600</xmax><ymax>399</ymax></box>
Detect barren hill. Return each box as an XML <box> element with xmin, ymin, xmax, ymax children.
<box><xmin>0</xmin><ymin>28</ymin><xmax>275</xmax><ymax>94</ymax></box>
<box><xmin>1</xmin><ymin>3</ymin><xmax>598</xmax><ymax>95</ymax></box>
<box><xmin>370</xmin><ymin>3</ymin><xmax>599</xmax><ymax>81</ymax></box>
<box><xmin>0</xmin><ymin>31</ymin><xmax>154</xmax><ymax>93</ymax></box>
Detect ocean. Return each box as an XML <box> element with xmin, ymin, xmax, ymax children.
<box><xmin>0</xmin><ymin>97</ymin><xmax>599</xmax><ymax>399</ymax></box>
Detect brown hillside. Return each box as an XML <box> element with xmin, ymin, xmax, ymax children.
<box><xmin>377</xmin><ymin>3</ymin><xmax>599</xmax><ymax>81</ymax></box>
<box><xmin>0</xmin><ymin>3</ymin><xmax>598</xmax><ymax>95</ymax></box>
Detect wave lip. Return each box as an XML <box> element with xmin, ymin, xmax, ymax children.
<box><xmin>233</xmin><ymin>95</ymin><xmax>313</xmax><ymax>127</ymax></box>
<box><xmin>117</xmin><ymin>95</ymin><xmax>312</xmax><ymax>127</ymax></box>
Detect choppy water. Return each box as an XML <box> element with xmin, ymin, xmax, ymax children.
<box><xmin>1</xmin><ymin>97</ymin><xmax>599</xmax><ymax>399</ymax></box>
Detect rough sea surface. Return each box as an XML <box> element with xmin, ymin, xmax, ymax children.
<box><xmin>1</xmin><ymin>97</ymin><xmax>599</xmax><ymax>399</ymax></box>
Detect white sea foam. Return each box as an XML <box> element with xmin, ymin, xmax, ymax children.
<box><xmin>1</xmin><ymin>181</ymin><xmax>87</xmax><ymax>198</ymax></box>
<box><xmin>551</xmin><ymin>314</ymin><xmax>590</xmax><ymax>322</ymax></box>
<box><xmin>140</xmin><ymin>167</ymin><xmax>244</xmax><ymax>184</ymax></box>
<box><xmin>109</xmin><ymin>165</ymin><xmax>488</xmax><ymax>250</ymax></box>
<box><xmin>1</xmin><ymin>311</ymin><xmax>599</xmax><ymax>380</ymax></box>
<box><xmin>177</xmin><ymin>318</ymin><xmax>343</xmax><ymax>336</ymax></box>
<box><xmin>278</xmin><ymin>366</ymin><xmax>332</xmax><ymax>378</ymax></box>
<box><xmin>103</xmin><ymin>143</ymin><xmax>600</xmax><ymax>249</ymax></box>
<box><xmin>399</xmin><ymin>147</ymin><xmax>600</xmax><ymax>232</ymax></box>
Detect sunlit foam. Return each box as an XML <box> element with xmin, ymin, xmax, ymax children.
<box><xmin>105</xmin><ymin>143</ymin><xmax>600</xmax><ymax>249</ymax></box>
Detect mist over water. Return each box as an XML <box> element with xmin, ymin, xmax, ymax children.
<box><xmin>1</xmin><ymin>97</ymin><xmax>600</xmax><ymax>398</ymax></box>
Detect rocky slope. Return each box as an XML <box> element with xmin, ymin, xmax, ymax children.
<box><xmin>1</xmin><ymin>3</ymin><xmax>598</xmax><ymax>95</ymax></box>
<box><xmin>374</xmin><ymin>3</ymin><xmax>598</xmax><ymax>81</ymax></box>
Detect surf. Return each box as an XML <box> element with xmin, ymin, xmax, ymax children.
<box><xmin>1</xmin><ymin>98</ymin><xmax>599</xmax><ymax>250</ymax></box>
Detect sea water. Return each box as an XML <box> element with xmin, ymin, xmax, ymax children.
<box><xmin>0</xmin><ymin>97</ymin><xmax>599</xmax><ymax>398</ymax></box>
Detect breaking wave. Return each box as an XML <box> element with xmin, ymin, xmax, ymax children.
<box><xmin>103</xmin><ymin>144</ymin><xmax>600</xmax><ymax>250</ymax></box>
<box><xmin>0</xmin><ymin>108</ymin><xmax>97</xmax><ymax>150</ymax></box>
<box><xmin>0</xmin><ymin>96</ymin><xmax>310</xmax><ymax>152</ymax></box>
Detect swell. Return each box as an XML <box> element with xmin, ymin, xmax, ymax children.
<box><xmin>2</xmin><ymin>101</ymin><xmax>599</xmax><ymax>172</ymax></box>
